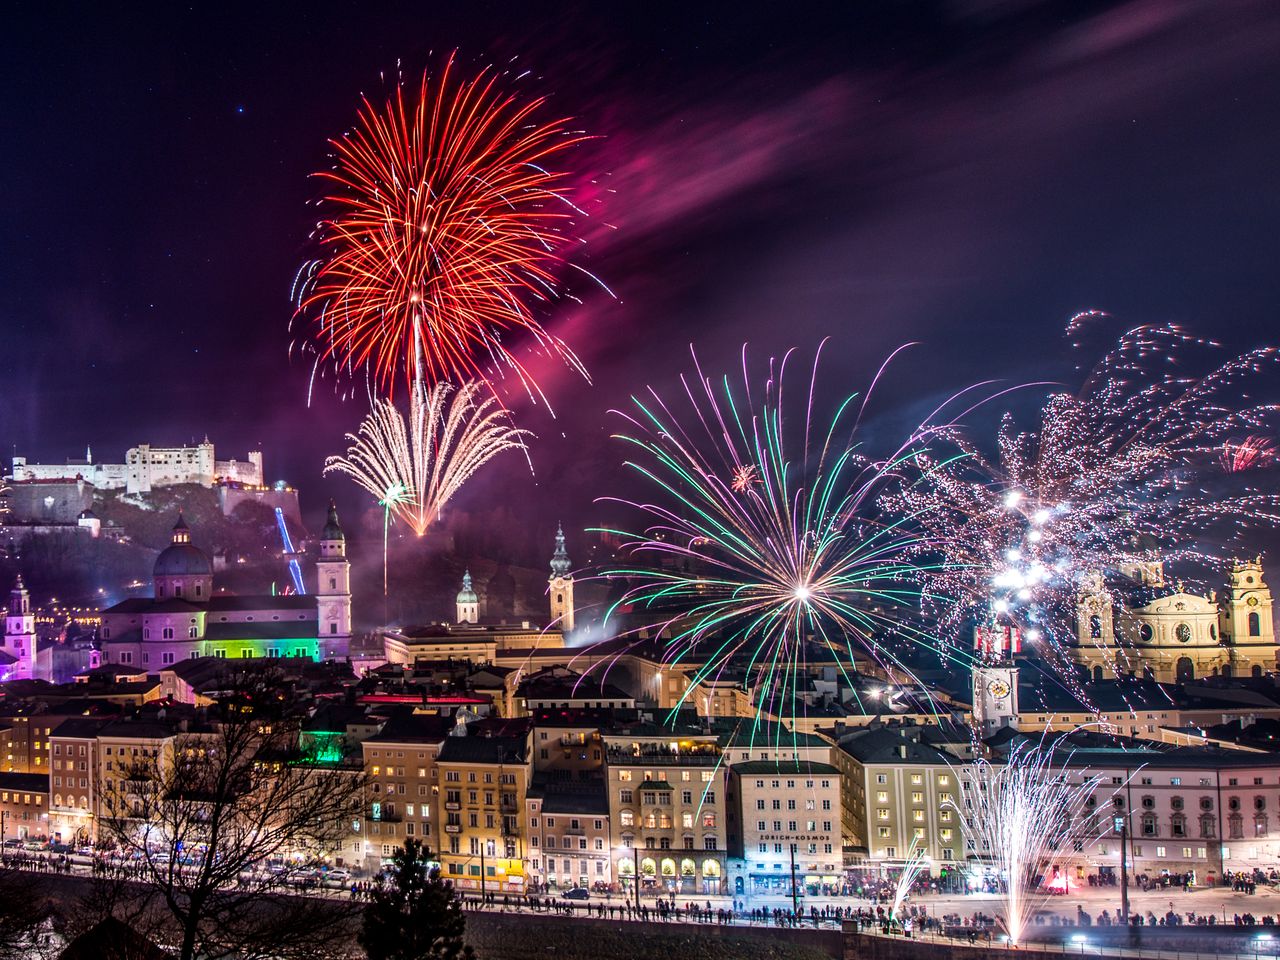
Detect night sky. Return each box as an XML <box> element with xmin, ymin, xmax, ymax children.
<box><xmin>4</xmin><ymin>1</ymin><xmax>1279</xmax><ymax>551</ymax></box>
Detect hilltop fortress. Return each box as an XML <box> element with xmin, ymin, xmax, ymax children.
<box><xmin>11</xmin><ymin>440</ymin><xmax>262</xmax><ymax>495</ymax></box>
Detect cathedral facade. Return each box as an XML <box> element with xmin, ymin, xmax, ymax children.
<box><xmin>97</xmin><ymin>505</ymin><xmax>351</xmax><ymax>666</ymax></box>
<box><xmin>1072</xmin><ymin>560</ymin><xmax>1277</xmax><ymax>684</ymax></box>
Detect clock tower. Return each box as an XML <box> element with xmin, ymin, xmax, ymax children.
<box><xmin>1220</xmin><ymin>558</ymin><xmax>1277</xmax><ymax>677</ymax></box>
<box><xmin>972</xmin><ymin>662</ymin><xmax>1019</xmax><ymax>736</ymax></box>
<box><xmin>548</xmin><ymin>525</ymin><xmax>575</xmax><ymax>634</ymax></box>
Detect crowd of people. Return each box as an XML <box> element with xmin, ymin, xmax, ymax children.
<box><xmin>13</xmin><ymin>846</ymin><xmax>1280</xmax><ymax>943</ymax></box>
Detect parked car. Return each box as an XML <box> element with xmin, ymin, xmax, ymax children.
<box><xmin>561</xmin><ymin>887</ymin><xmax>591</xmax><ymax>901</ymax></box>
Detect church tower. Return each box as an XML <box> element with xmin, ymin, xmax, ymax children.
<box><xmin>456</xmin><ymin>570</ymin><xmax>479</xmax><ymax>624</ymax></box>
<box><xmin>3</xmin><ymin>574</ymin><xmax>35</xmax><ymax>681</ymax></box>
<box><xmin>315</xmin><ymin>502</ymin><xmax>352</xmax><ymax>659</ymax></box>
<box><xmin>1221</xmin><ymin>558</ymin><xmax>1278</xmax><ymax>677</ymax></box>
<box><xmin>972</xmin><ymin>661</ymin><xmax>1019</xmax><ymax>736</ymax></box>
<box><xmin>1070</xmin><ymin>570</ymin><xmax>1121</xmax><ymax>680</ymax></box>
<box><xmin>548</xmin><ymin>524</ymin><xmax>575</xmax><ymax>634</ymax></box>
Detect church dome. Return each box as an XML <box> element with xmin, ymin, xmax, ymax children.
<box><xmin>321</xmin><ymin>501</ymin><xmax>345</xmax><ymax>542</ymax></box>
<box><xmin>456</xmin><ymin>570</ymin><xmax>478</xmax><ymax>605</ymax></box>
<box><xmin>154</xmin><ymin>512</ymin><xmax>212</xmax><ymax>577</ymax></box>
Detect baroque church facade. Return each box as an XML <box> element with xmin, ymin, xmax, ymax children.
<box><xmin>1071</xmin><ymin>559</ymin><xmax>1277</xmax><ymax>684</ymax></box>
<box><xmin>97</xmin><ymin>504</ymin><xmax>351</xmax><ymax>667</ymax></box>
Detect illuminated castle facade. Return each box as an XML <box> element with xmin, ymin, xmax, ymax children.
<box><xmin>98</xmin><ymin>506</ymin><xmax>351</xmax><ymax>666</ymax></box>
<box><xmin>1071</xmin><ymin>559</ymin><xmax>1277</xmax><ymax>684</ymax></box>
<box><xmin>11</xmin><ymin>440</ymin><xmax>263</xmax><ymax>495</ymax></box>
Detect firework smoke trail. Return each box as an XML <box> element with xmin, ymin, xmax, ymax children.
<box><xmin>294</xmin><ymin>54</ymin><xmax>599</xmax><ymax>407</ymax></box>
<box><xmin>325</xmin><ymin>381</ymin><xmax>531</xmax><ymax>543</ymax></box>
<box><xmin>597</xmin><ymin>342</ymin><xmax>972</xmax><ymax>736</ymax></box>
<box><xmin>948</xmin><ymin>739</ymin><xmax>1106</xmax><ymax>946</ymax></box>
<box><xmin>882</xmin><ymin>319</ymin><xmax>1280</xmax><ymax>686</ymax></box>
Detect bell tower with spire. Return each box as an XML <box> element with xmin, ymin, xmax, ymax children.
<box><xmin>315</xmin><ymin>502</ymin><xmax>351</xmax><ymax>659</ymax></box>
<box><xmin>3</xmin><ymin>575</ymin><xmax>35</xmax><ymax>681</ymax></box>
<box><xmin>549</xmin><ymin>525</ymin><xmax>575</xmax><ymax>634</ymax></box>
<box><xmin>1221</xmin><ymin>558</ymin><xmax>1278</xmax><ymax>677</ymax></box>
<box><xmin>456</xmin><ymin>570</ymin><xmax>479</xmax><ymax>624</ymax></box>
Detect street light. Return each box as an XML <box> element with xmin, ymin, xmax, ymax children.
<box><xmin>1113</xmin><ymin>814</ymin><xmax>1129</xmax><ymax>924</ymax></box>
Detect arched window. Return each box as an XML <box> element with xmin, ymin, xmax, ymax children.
<box><xmin>1249</xmin><ymin>612</ymin><xmax>1261</xmax><ymax>637</ymax></box>
<box><xmin>1090</xmin><ymin>615</ymin><xmax>1102</xmax><ymax>639</ymax></box>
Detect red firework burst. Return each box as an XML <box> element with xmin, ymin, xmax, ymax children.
<box><xmin>295</xmin><ymin>55</ymin><xmax>594</xmax><ymax>400</ymax></box>
<box><xmin>1221</xmin><ymin>435</ymin><xmax>1276</xmax><ymax>473</ymax></box>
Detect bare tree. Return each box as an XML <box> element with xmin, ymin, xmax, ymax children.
<box><xmin>96</xmin><ymin>674</ymin><xmax>366</xmax><ymax>960</ymax></box>
<box><xmin>0</xmin><ymin>867</ymin><xmax>56</xmax><ymax>959</ymax></box>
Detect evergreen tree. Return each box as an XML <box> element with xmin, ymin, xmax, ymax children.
<box><xmin>360</xmin><ymin>840</ymin><xmax>474</xmax><ymax>960</ymax></box>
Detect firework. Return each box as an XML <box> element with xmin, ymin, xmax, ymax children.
<box><xmin>295</xmin><ymin>55</ymin><xmax>597</xmax><ymax>403</ymax></box>
<box><xmin>1221</xmin><ymin>435</ymin><xmax>1275</xmax><ymax>473</ymax></box>
<box><xmin>948</xmin><ymin>739</ymin><xmax>1105</xmax><ymax>945</ymax></box>
<box><xmin>599</xmin><ymin>343</ymin><xmax>956</xmax><ymax>730</ymax></box>
<box><xmin>883</xmin><ymin>321</ymin><xmax>1280</xmax><ymax>679</ymax></box>
<box><xmin>729</xmin><ymin>464</ymin><xmax>759</xmax><ymax>493</ymax></box>
<box><xmin>888</xmin><ymin>836</ymin><xmax>929</xmax><ymax>926</ymax></box>
<box><xmin>325</xmin><ymin>381</ymin><xmax>530</xmax><ymax>551</ymax></box>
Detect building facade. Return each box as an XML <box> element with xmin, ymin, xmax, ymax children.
<box><xmin>1072</xmin><ymin>561</ymin><xmax>1278</xmax><ymax>683</ymax></box>
<box><xmin>99</xmin><ymin>510</ymin><xmax>351</xmax><ymax>666</ymax></box>
<box><xmin>436</xmin><ymin>734</ymin><xmax>530</xmax><ymax>892</ymax></box>
<box><xmin>525</xmin><ymin>777</ymin><xmax>612</xmax><ymax>892</ymax></box>
<box><xmin>829</xmin><ymin>725</ymin><xmax>965</xmax><ymax>873</ymax></box>
<box><xmin>603</xmin><ymin>724</ymin><xmax>728</xmax><ymax>895</ymax></box>
<box><xmin>11</xmin><ymin>441</ymin><xmax>262</xmax><ymax>494</ymax></box>
<box><xmin>728</xmin><ymin>760</ymin><xmax>842</xmax><ymax>898</ymax></box>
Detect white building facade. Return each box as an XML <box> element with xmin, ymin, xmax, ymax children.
<box><xmin>11</xmin><ymin>441</ymin><xmax>263</xmax><ymax>494</ymax></box>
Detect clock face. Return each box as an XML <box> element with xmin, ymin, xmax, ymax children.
<box><xmin>987</xmin><ymin>679</ymin><xmax>1011</xmax><ymax>700</ymax></box>
<box><xmin>1247</xmin><ymin>596</ymin><xmax>1260</xmax><ymax>607</ymax></box>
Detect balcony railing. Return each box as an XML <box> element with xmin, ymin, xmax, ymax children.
<box><xmin>606</xmin><ymin>750</ymin><xmax>720</xmax><ymax>767</ymax></box>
